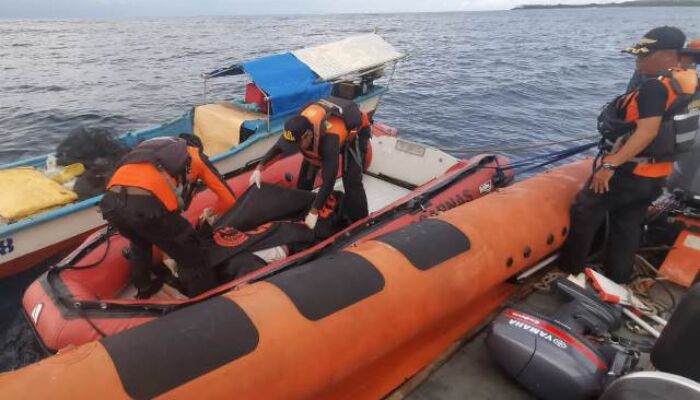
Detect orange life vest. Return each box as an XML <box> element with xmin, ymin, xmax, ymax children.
<box><xmin>108</xmin><ymin>143</ymin><xmax>236</xmax><ymax>213</ymax></box>
<box><xmin>599</xmin><ymin>68</ymin><xmax>699</xmax><ymax>177</ymax></box>
<box><xmin>622</xmin><ymin>68</ymin><xmax>698</xmax><ymax>123</ymax></box>
<box><xmin>299</xmin><ymin>100</ymin><xmax>370</xmax><ymax>167</ymax></box>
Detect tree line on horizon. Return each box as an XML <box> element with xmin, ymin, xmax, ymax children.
<box><xmin>514</xmin><ymin>0</ymin><xmax>700</xmax><ymax>10</ymax></box>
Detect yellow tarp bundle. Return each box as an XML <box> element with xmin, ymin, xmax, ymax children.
<box><xmin>0</xmin><ymin>167</ymin><xmax>78</xmax><ymax>222</ymax></box>
<box><xmin>193</xmin><ymin>103</ymin><xmax>266</xmax><ymax>157</ymax></box>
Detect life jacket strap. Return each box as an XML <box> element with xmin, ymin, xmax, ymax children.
<box><xmin>346</xmin><ymin>138</ymin><xmax>364</xmax><ymax>170</ymax></box>
<box><xmin>157</xmin><ymin>168</ymin><xmax>186</xmax><ymax>211</ymax></box>
<box><xmin>669</xmin><ymin>77</ymin><xmax>684</xmax><ymax>97</ymax></box>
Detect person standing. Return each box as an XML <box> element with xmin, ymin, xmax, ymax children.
<box><xmin>561</xmin><ymin>26</ymin><xmax>699</xmax><ymax>284</ymax></box>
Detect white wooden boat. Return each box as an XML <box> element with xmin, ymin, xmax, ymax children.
<box><xmin>0</xmin><ymin>33</ymin><xmax>404</xmax><ymax>277</ymax></box>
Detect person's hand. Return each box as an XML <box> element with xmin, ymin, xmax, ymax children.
<box><xmin>199</xmin><ymin>207</ymin><xmax>218</xmax><ymax>225</ymax></box>
<box><xmin>249</xmin><ymin>168</ymin><xmax>262</xmax><ymax>188</ymax></box>
<box><xmin>162</xmin><ymin>257</ymin><xmax>179</xmax><ymax>278</ymax></box>
<box><xmin>589</xmin><ymin>168</ymin><xmax>615</xmax><ymax>194</ymax></box>
<box><xmin>304</xmin><ymin>209</ymin><xmax>318</xmax><ymax>230</ymax></box>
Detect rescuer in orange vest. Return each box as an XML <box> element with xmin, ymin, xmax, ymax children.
<box><xmin>562</xmin><ymin>27</ymin><xmax>699</xmax><ymax>284</ymax></box>
<box><xmin>101</xmin><ymin>134</ymin><xmax>236</xmax><ymax>298</ymax></box>
<box><xmin>251</xmin><ymin>98</ymin><xmax>372</xmax><ymax>230</ymax></box>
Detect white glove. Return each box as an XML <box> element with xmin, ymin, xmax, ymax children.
<box><xmin>304</xmin><ymin>212</ymin><xmax>318</xmax><ymax>230</ymax></box>
<box><xmin>162</xmin><ymin>257</ymin><xmax>179</xmax><ymax>278</ymax></box>
<box><xmin>199</xmin><ymin>207</ymin><xmax>218</xmax><ymax>225</ymax></box>
<box><xmin>249</xmin><ymin>169</ymin><xmax>262</xmax><ymax>188</ymax></box>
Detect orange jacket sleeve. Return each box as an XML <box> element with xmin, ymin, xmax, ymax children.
<box><xmin>361</xmin><ymin>112</ymin><xmax>371</xmax><ymax>129</ymax></box>
<box><xmin>187</xmin><ymin>147</ymin><xmax>236</xmax><ymax>215</ymax></box>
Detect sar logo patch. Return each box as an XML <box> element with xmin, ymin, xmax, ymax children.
<box><xmin>213</xmin><ymin>227</ymin><xmax>249</xmax><ymax>247</ymax></box>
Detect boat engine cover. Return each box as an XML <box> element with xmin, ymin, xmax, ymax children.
<box><xmin>486</xmin><ymin>308</ymin><xmax>607</xmax><ymax>400</ymax></box>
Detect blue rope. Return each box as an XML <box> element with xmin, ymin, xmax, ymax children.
<box><xmin>498</xmin><ymin>142</ymin><xmax>598</xmax><ymax>172</ymax></box>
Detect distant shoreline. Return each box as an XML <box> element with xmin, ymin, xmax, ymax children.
<box><xmin>514</xmin><ymin>1</ymin><xmax>700</xmax><ymax>10</ymax></box>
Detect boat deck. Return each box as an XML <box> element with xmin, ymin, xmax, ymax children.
<box><xmin>403</xmin><ymin>267</ymin><xmax>685</xmax><ymax>400</ymax></box>
<box><xmin>408</xmin><ymin>330</ymin><xmax>535</xmax><ymax>400</ymax></box>
<box><xmin>335</xmin><ymin>173</ymin><xmax>413</xmax><ymax>214</ymax></box>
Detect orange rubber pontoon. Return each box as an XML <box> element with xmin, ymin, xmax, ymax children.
<box><xmin>0</xmin><ymin>160</ymin><xmax>591</xmax><ymax>400</ymax></box>
<box><xmin>22</xmin><ymin>147</ymin><xmax>510</xmax><ymax>352</ymax></box>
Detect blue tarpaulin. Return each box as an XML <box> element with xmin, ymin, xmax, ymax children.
<box><xmin>242</xmin><ymin>53</ymin><xmax>331</xmax><ymax>116</ymax></box>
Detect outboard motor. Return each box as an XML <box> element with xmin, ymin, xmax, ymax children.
<box><xmin>487</xmin><ymin>279</ymin><xmax>635</xmax><ymax>400</ymax></box>
<box><xmin>668</xmin><ymin>130</ymin><xmax>700</xmax><ymax>208</ymax></box>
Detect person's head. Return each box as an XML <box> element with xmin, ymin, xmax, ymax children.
<box><xmin>282</xmin><ymin>115</ymin><xmax>313</xmax><ymax>151</ymax></box>
<box><xmin>624</xmin><ymin>26</ymin><xmax>686</xmax><ymax>76</ymax></box>
<box><xmin>679</xmin><ymin>39</ymin><xmax>700</xmax><ymax>68</ymax></box>
<box><xmin>178</xmin><ymin>133</ymin><xmax>204</xmax><ymax>152</ymax></box>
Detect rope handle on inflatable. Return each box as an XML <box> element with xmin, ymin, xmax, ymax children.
<box><xmin>54</xmin><ymin>226</ymin><xmax>116</xmax><ymax>271</ymax></box>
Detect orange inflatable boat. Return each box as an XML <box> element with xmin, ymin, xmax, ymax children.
<box><xmin>0</xmin><ymin>160</ymin><xmax>590</xmax><ymax>399</ymax></box>
<box><xmin>22</xmin><ymin>132</ymin><xmax>512</xmax><ymax>352</ymax></box>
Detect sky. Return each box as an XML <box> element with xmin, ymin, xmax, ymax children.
<box><xmin>0</xmin><ymin>0</ymin><xmax>623</xmax><ymax>18</ymax></box>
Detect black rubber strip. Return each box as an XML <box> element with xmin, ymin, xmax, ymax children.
<box><xmin>267</xmin><ymin>251</ymin><xmax>384</xmax><ymax>321</ymax></box>
<box><xmin>102</xmin><ymin>297</ymin><xmax>258</xmax><ymax>399</ymax></box>
<box><xmin>375</xmin><ymin>219</ymin><xmax>470</xmax><ymax>270</ymax></box>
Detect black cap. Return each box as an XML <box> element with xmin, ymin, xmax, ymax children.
<box><xmin>279</xmin><ymin>115</ymin><xmax>312</xmax><ymax>153</ymax></box>
<box><xmin>623</xmin><ymin>26</ymin><xmax>686</xmax><ymax>56</ymax></box>
<box><xmin>282</xmin><ymin>116</ymin><xmax>312</xmax><ymax>142</ymax></box>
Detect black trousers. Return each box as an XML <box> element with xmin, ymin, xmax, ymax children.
<box><xmin>297</xmin><ymin>130</ymin><xmax>370</xmax><ymax>223</ymax></box>
<box><xmin>560</xmin><ymin>164</ymin><xmax>665</xmax><ymax>283</ymax></box>
<box><xmin>100</xmin><ymin>191</ymin><xmax>214</xmax><ymax>296</ymax></box>
<box><xmin>342</xmin><ymin>131</ymin><xmax>370</xmax><ymax>222</ymax></box>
